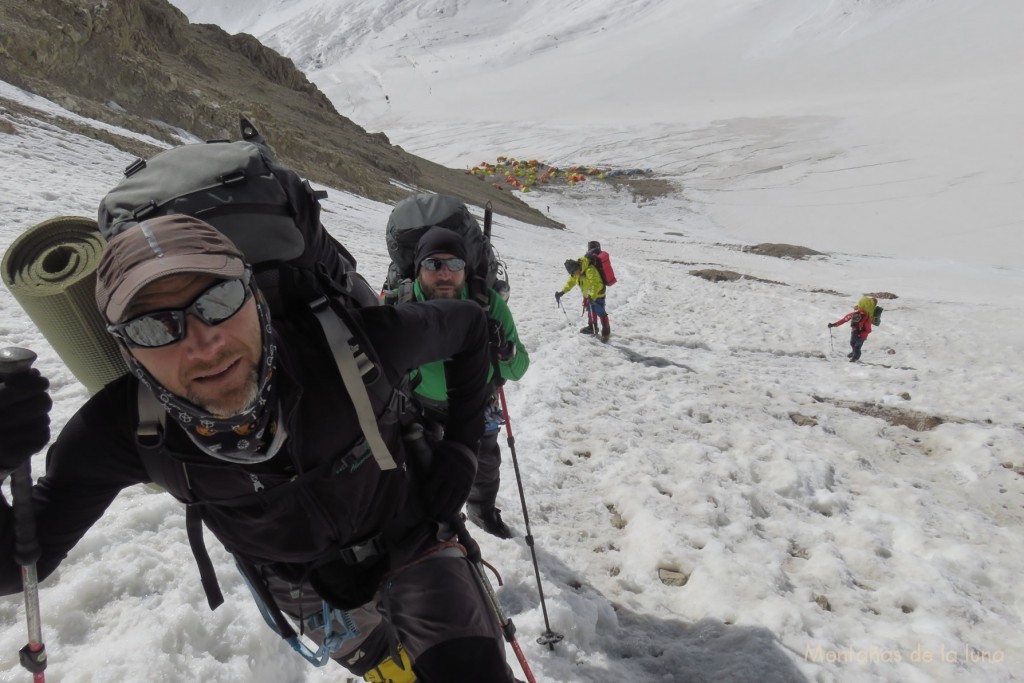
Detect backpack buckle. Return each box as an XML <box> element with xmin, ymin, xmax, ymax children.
<box><xmin>124</xmin><ymin>158</ymin><xmax>147</xmax><ymax>177</ymax></box>
<box><xmin>132</xmin><ymin>200</ymin><xmax>158</xmax><ymax>221</ymax></box>
<box><xmin>337</xmin><ymin>534</ymin><xmax>385</xmax><ymax>565</ymax></box>
<box><xmin>350</xmin><ymin>343</ymin><xmax>376</xmax><ymax>379</ymax></box>
<box><xmin>135</xmin><ymin>421</ymin><xmax>164</xmax><ymax>449</ymax></box>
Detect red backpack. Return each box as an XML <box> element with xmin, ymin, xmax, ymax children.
<box><xmin>588</xmin><ymin>249</ymin><xmax>616</xmax><ymax>286</ymax></box>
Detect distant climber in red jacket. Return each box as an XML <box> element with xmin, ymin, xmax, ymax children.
<box><xmin>829</xmin><ymin>296</ymin><xmax>878</xmax><ymax>362</ymax></box>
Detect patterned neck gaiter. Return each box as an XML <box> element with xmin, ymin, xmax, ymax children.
<box><xmin>126</xmin><ymin>289</ymin><xmax>285</xmax><ymax>464</ymax></box>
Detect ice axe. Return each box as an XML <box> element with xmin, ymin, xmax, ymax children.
<box><xmin>0</xmin><ymin>347</ymin><xmax>48</xmax><ymax>682</ymax></box>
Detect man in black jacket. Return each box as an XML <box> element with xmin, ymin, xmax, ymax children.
<box><xmin>0</xmin><ymin>215</ymin><xmax>515</xmax><ymax>682</ymax></box>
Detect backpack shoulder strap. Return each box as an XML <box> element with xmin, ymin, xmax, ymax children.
<box><xmin>308</xmin><ymin>296</ymin><xmax>400</xmax><ymax>471</ymax></box>
<box><xmin>186</xmin><ymin>505</ymin><xmax>226</xmax><ymax>609</ymax></box>
<box><xmin>136</xmin><ymin>382</ymin><xmax>164</xmax><ymax>449</ymax></box>
<box><xmin>135</xmin><ymin>383</ymin><xmax>188</xmax><ymax>495</ymax></box>
<box><xmin>135</xmin><ymin>383</ymin><xmax>225</xmax><ymax>609</ymax></box>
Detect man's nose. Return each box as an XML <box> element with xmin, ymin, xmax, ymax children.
<box><xmin>181</xmin><ymin>314</ymin><xmax>225</xmax><ymax>356</ymax></box>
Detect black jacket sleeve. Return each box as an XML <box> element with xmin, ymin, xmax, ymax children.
<box><xmin>0</xmin><ymin>379</ymin><xmax>150</xmax><ymax>595</ymax></box>
<box><xmin>356</xmin><ymin>299</ymin><xmax>490</xmax><ymax>450</ymax></box>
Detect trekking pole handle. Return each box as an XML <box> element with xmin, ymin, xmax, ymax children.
<box><xmin>0</xmin><ymin>348</ymin><xmax>42</xmax><ymax>564</ymax></box>
<box><xmin>0</xmin><ymin>348</ymin><xmax>48</xmax><ymax>681</ymax></box>
<box><xmin>0</xmin><ymin>347</ymin><xmax>38</xmax><ymax>376</ymax></box>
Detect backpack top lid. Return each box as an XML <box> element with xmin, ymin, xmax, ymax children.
<box><xmin>98</xmin><ymin>139</ymin><xmax>306</xmax><ymax>269</ymax></box>
<box><xmin>856</xmin><ymin>296</ymin><xmax>877</xmax><ymax>318</ymax></box>
<box><xmin>96</xmin><ymin>120</ymin><xmax>375</xmax><ymax>313</ymax></box>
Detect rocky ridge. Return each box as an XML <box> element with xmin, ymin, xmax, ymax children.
<box><xmin>0</xmin><ymin>0</ymin><xmax>560</xmax><ymax>228</ymax></box>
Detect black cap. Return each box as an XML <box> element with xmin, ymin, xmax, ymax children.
<box><xmin>588</xmin><ymin>241</ymin><xmax>601</xmax><ymax>252</ymax></box>
<box><xmin>414</xmin><ymin>226</ymin><xmax>468</xmax><ymax>271</ymax></box>
<box><xmin>564</xmin><ymin>259</ymin><xmax>580</xmax><ymax>274</ymax></box>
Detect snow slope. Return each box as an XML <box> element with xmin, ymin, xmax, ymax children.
<box><xmin>173</xmin><ymin>0</ymin><xmax>1024</xmax><ymax>269</ymax></box>
<box><xmin>2</xmin><ymin>0</ymin><xmax>1023</xmax><ymax>680</ymax></box>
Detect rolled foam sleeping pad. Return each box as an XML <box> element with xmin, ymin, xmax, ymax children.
<box><xmin>2</xmin><ymin>216</ymin><xmax>128</xmax><ymax>395</ymax></box>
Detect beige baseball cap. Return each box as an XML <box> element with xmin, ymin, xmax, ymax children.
<box><xmin>95</xmin><ymin>214</ymin><xmax>246</xmax><ymax>323</ymax></box>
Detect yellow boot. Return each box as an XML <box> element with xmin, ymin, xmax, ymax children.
<box><xmin>363</xmin><ymin>646</ymin><xmax>414</xmax><ymax>683</ymax></box>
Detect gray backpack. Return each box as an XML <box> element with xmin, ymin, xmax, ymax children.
<box><xmin>98</xmin><ymin>119</ymin><xmax>378</xmax><ymax>313</ymax></box>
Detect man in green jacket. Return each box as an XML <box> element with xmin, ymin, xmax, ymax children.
<box><xmin>399</xmin><ymin>227</ymin><xmax>529</xmax><ymax>538</ymax></box>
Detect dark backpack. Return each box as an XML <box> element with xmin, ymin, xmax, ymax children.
<box><xmin>382</xmin><ymin>193</ymin><xmax>507</xmax><ymax>306</ymax></box>
<box><xmin>97</xmin><ymin>121</ymin><xmax>414</xmax><ymax>618</ymax></box>
<box><xmin>587</xmin><ymin>248</ymin><xmax>616</xmax><ymax>287</ymax></box>
<box><xmin>98</xmin><ymin>119</ymin><xmax>400</xmax><ymax>467</ymax></box>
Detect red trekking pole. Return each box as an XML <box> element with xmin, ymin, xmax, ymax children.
<box><xmin>496</xmin><ymin>386</ymin><xmax>563</xmax><ymax>650</ymax></box>
<box><xmin>404</xmin><ymin>425</ymin><xmax>540</xmax><ymax>682</ymax></box>
<box><xmin>452</xmin><ymin>516</ymin><xmax>538</xmax><ymax>683</ymax></box>
<box><xmin>1</xmin><ymin>347</ymin><xmax>47</xmax><ymax>682</ymax></box>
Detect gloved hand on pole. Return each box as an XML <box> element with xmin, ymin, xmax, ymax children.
<box><xmin>0</xmin><ymin>347</ymin><xmax>52</xmax><ymax>682</ymax></box>
<box><xmin>417</xmin><ymin>440</ymin><xmax>477</xmax><ymax>523</ymax></box>
<box><xmin>0</xmin><ymin>356</ymin><xmax>51</xmax><ymax>481</ymax></box>
<box><xmin>487</xmin><ymin>319</ymin><xmax>516</xmax><ymax>362</ymax></box>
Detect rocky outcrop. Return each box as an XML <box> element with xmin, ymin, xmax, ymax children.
<box><xmin>0</xmin><ymin>0</ymin><xmax>560</xmax><ymax>228</ymax></box>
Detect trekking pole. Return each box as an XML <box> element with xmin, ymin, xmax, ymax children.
<box><xmin>452</xmin><ymin>516</ymin><xmax>539</xmax><ymax>683</ymax></box>
<box><xmin>556</xmin><ymin>300</ymin><xmax>573</xmax><ymax>330</ymax></box>
<box><xmin>496</xmin><ymin>386</ymin><xmax>563</xmax><ymax>650</ymax></box>
<box><xmin>0</xmin><ymin>348</ymin><xmax>47</xmax><ymax>683</ymax></box>
<box><xmin>828</xmin><ymin>326</ymin><xmax>834</xmax><ymax>353</ymax></box>
<box><xmin>403</xmin><ymin>426</ymin><xmax>539</xmax><ymax>682</ymax></box>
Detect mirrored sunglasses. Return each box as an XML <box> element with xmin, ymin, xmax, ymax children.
<box><xmin>108</xmin><ymin>270</ymin><xmax>253</xmax><ymax>349</ymax></box>
<box><xmin>420</xmin><ymin>257</ymin><xmax>467</xmax><ymax>272</ymax></box>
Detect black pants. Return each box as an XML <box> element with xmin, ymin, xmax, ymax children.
<box><xmin>469</xmin><ymin>428</ymin><xmax>502</xmax><ymax>510</ymax></box>
<box><xmin>850</xmin><ymin>333</ymin><xmax>865</xmax><ymax>360</ymax></box>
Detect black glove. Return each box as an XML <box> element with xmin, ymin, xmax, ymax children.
<box><xmin>554</xmin><ymin>291</ymin><xmax>563</xmax><ymax>303</ymax></box>
<box><xmin>419</xmin><ymin>440</ymin><xmax>477</xmax><ymax>522</ymax></box>
<box><xmin>487</xmin><ymin>319</ymin><xmax>516</xmax><ymax>361</ymax></box>
<box><xmin>827</xmin><ymin>323</ymin><xmax>834</xmax><ymax>328</ymax></box>
<box><xmin>0</xmin><ymin>369</ymin><xmax>52</xmax><ymax>479</ymax></box>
